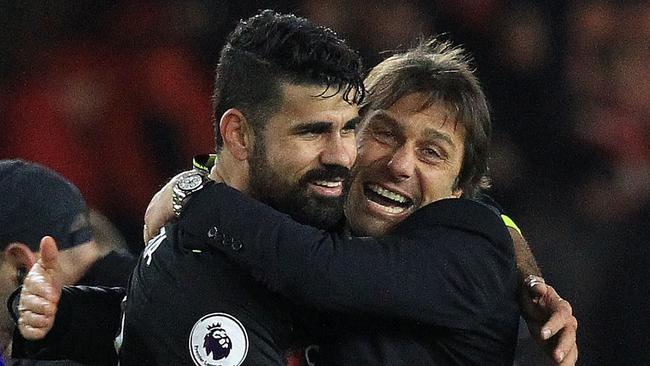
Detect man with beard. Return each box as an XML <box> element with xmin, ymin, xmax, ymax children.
<box><xmin>14</xmin><ymin>14</ymin><xmax>576</xmax><ymax>366</ymax></box>
<box><xmin>119</xmin><ymin>10</ymin><xmax>366</xmax><ymax>366</ymax></box>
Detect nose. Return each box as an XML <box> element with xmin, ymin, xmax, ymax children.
<box><xmin>320</xmin><ymin>134</ymin><xmax>356</xmax><ymax>168</ymax></box>
<box><xmin>387</xmin><ymin>145</ymin><xmax>416</xmax><ymax>181</ymax></box>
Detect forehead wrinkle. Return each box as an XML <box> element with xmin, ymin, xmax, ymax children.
<box><xmin>365</xmin><ymin>110</ymin><xmax>398</xmax><ymax>126</ymax></box>
<box><xmin>368</xmin><ymin>109</ymin><xmax>456</xmax><ymax>145</ymax></box>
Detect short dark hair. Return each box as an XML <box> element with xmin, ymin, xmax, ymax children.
<box><xmin>360</xmin><ymin>38</ymin><xmax>491</xmax><ymax>198</ymax></box>
<box><xmin>212</xmin><ymin>10</ymin><xmax>365</xmax><ymax>152</ymax></box>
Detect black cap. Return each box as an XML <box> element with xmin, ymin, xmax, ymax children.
<box><xmin>0</xmin><ymin>160</ymin><xmax>92</xmax><ymax>251</ymax></box>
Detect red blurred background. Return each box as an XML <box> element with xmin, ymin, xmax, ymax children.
<box><xmin>1</xmin><ymin>1</ymin><xmax>648</xmax><ymax>364</ymax></box>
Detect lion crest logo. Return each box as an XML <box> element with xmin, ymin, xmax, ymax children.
<box><xmin>203</xmin><ymin>323</ymin><xmax>232</xmax><ymax>360</ymax></box>
<box><xmin>189</xmin><ymin>313</ymin><xmax>248</xmax><ymax>366</ymax></box>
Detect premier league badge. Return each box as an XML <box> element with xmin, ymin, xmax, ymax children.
<box><xmin>189</xmin><ymin>313</ymin><xmax>249</xmax><ymax>366</ymax></box>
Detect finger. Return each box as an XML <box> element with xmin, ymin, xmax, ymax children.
<box><xmin>143</xmin><ymin>224</ymin><xmax>151</xmax><ymax>244</ymax></box>
<box><xmin>525</xmin><ymin>275</ymin><xmax>548</xmax><ymax>298</ymax></box>
<box><xmin>143</xmin><ymin>192</ymin><xmax>161</xmax><ymax>240</ymax></box>
<box><xmin>18</xmin><ymin>310</ymin><xmax>54</xmax><ymax>329</ymax></box>
<box><xmin>39</xmin><ymin>236</ymin><xmax>60</xmax><ymax>271</ymax></box>
<box><xmin>19</xmin><ymin>293</ymin><xmax>58</xmax><ymax>316</ymax></box>
<box><xmin>540</xmin><ymin>299</ymin><xmax>573</xmax><ymax>340</ymax></box>
<box><xmin>559</xmin><ymin>344</ymin><xmax>578</xmax><ymax>366</ymax></box>
<box><xmin>528</xmin><ymin>283</ymin><xmax>548</xmax><ymax>301</ymax></box>
<box><xmin>521</xmin><ymin>285</ymin><xmax>547</xmax><ymax>323</ymax></box>
<box><xmin>143</xmin><ymin>183</ymin><xmax>173</xmax><ymax>245</ymax></box>
<box><xmin>145</xmin><ymin>223</ymin><xmax>160</xmax><ymax>244</ymax></box>
<box><xmin>143</xmin><ymin>190</ymin><xmax>165</xmax><ymax>241</ymax></box>
<box><xmin>552</xmin><ymin>317</ymin><xmax>578</xmax><ymax>362</ymax></box>
<box><xmin>22</xmin><ymin>271</ymin><xmax>60</xmax><ymax>303</ymax></box>
<box><xmin>18</xmin><ymin>323</ymin><xmax>50</xmax><ymax>341</ymax></box>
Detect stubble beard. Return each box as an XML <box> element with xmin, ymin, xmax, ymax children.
<box><xmin>248</xmin><ymin>141</ymin><xmax>348</xmax><ymax>230</ymax></box>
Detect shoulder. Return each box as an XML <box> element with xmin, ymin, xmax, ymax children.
<box><xmin>76</xmin><ymin>251</ymin><xmax>136</xmax><ymax>287</ymax></box>
<box><xmin>393</xmin><ymin>198</ymin><xmax>512</xmax><ymax>252</ymax></box>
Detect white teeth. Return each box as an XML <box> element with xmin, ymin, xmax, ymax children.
<box><xmin>383</xmin><ymin>205</ymin><xmax>406</xmax><ymax>214</ymax></box>
<box><xmin>314</xmin><ymin>180</ymin><xmax>342</xmax><ymax>188</ymax></box>
<box><xmin>367</xmin><ymin>184</ymin><xmax>408</xmax><ymax>203</ymax></box>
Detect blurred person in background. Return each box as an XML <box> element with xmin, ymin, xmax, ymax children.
<box><xmin>0</xmin><ymin>160</ymin><xmax>135</xmax><ymax>365</ymax></box>
<box><xmin>87</xmin><ymin>210</ymin><xmax>130</xmax><ymax>259</ymax></box>
<box><xmin>564</xmin><ymin>2</ymin><xmax>650</xmax><ymax>364</ymax></box>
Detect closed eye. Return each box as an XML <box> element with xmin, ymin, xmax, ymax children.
<box><xmin>364</xmin><ymin>112</ymin><xmax>401</xmax><ymax>146</ymax></box>
<box><xmin>372</xmin><ymin>128</ymin><xmax>398</xmax><ymax>145</ymax></box>
<box><xmin>419</xmin><ymin>146</ymin><xmax>446</xmax><ymax>163</ymax></box>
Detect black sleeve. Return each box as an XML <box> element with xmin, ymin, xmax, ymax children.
<box><xmin>11</xmin><ymin>286</ymin><xmax>125</xmax><ymax>366</ymax></box>
<box><xmin>180</xmin><ymin>183</ymin><xmax>517</xmax><ymax>330</ymax></box>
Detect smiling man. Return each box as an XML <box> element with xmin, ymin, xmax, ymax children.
<box><xmin>347</xmin><ymin>95</ymin><xmax>467</xmax><ymax>235</ymax></box>
<box><xmin>244</xmin><ymin>83</ymin><xmax>359</xmax><ymax>229</ymax></box>
<box><xmin>115</xmin><ymin>11</ymin><xmax>365</xmax><ymax>366</ymax></box>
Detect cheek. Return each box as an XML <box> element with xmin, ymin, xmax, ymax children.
<box><xmin>269</xmin><ymin>141</ymin><xmax>319</xmax><ymax>172</ymax></box>
<box><xmin>419</xmin><ymin>171</ymin><xmax>457</xmax><ymax>204</ymax></box>
<box><xmin>274</xmin><ymin>158</ymin><xmax>308</xmax><ymax>181</ymax></box>
<box><xmin>356</xmin><ymin>139</ymin><xmax>390</xmax><ymax>166</ymax></box>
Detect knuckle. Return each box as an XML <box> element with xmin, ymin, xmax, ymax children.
<box><xmin>43</xmin><ymin>303</ymin><xmax>57</xmax><ymax>315</ymax></box>
<box><xmin>562</xmin><ymin>302</ymin><xmax>573</xmax><ymax>313</ymax></box>
<box><xmin>558</xmin><ymin>305</ymin><xmax>572</xmax><ymax>317</ymax></box>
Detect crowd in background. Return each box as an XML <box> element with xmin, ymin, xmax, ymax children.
<box><xmin>1</xmin><ymin>1</ymin><xmax>648</xmax><ymax>364</ymax></box>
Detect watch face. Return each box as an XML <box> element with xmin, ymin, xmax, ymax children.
<box><xmin>178</xmin><ymin>174</ymin><xmax>203</xmax><ymax>191</ymax></box>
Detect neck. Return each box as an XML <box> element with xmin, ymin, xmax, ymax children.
<box><xmin>210</xmin><ymin>152</ymin><xmax>250</xmax><ymax>194</ymax></box>
<box><xmin>57</xmin><ymin>241</ymin><xmax>102</xmax><ymax>285</ymax></box>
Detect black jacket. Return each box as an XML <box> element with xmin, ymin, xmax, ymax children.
<box><xmin>118</xmin><ymin>217</ymin><xmax>299</xmax><ymax>365</ymax></box>
<box><xmin>12</xmin><ymin>183</ymin><xmax>519</xmax><ymax>365</ymax></box>
<box><xmin>182</xmin><ymin>183</ymin><xmax>520</xmax><ymax>365</ymax></box>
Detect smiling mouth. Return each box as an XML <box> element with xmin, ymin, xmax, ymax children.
<box><xmin>313</xmin><ymin>180</ymin><xmax>343</xmax><ymax>188</ymax></box>
<box><xmin>308</xmin><ymin>179</ymin><xmax>345</xmax><ymax>196</ymax></box>
<box><xmin>363</xmin><ymin>183</ymin><xmax>413</xmax><ymax>214</ymax></box>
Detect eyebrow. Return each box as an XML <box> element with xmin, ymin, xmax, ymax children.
<box><xmin>292</xmin><ymin>116</ymin><xmax>361</xmax><ymax>134</ymax></box>
<box><xmin>370</xmin><ymin>110</ymin><xmax>456</xmax><ymax>148</ymax></box>
<box><xmin>291</xmin><ymin>121</ymin><xmax>333</xmax><ymax>134</ymax></box>
<box><xmin>422</xmin><ymin>128</ymin><xmax>455</xmax><ymax>148</ymax></box>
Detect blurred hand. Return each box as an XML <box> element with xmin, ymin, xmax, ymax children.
<box><xmin>17</xmin><ymin>236</ymin><xmax>62</xmax><ymax>340</ymax></box>
<box><xmin>143</xmin><ymin>173</ymin><xmax>181</xmax><ymax>244</ymax></box>
<box><xmin>522</xmin><ymin>276</ymin><xmax>578</xmax><ymax>365</ymax></box>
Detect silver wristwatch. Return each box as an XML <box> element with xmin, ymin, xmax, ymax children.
<box><xmin>172</xmin><ymin>170</ymin><xmax>210</xmax><ymax>217</ymax></box>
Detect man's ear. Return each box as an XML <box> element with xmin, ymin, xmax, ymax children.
<box><xmin>3</xmin><ymin>243</ymin><xmax>37</xmax><ymax>283</ymax></box>
<box><xmin>219</xmin><ymin>108</ymin><xmax>254</xmax><ymax>161</ymax></box>
<box><xmin>451</xmin><ymin>177</ymin><xmax>463</xmax><ymax>198</ymax></box>
<box><xmin>451</xmin><ymin>188</ymin><xmax>463</xmax><ymax>198</ymax></box>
